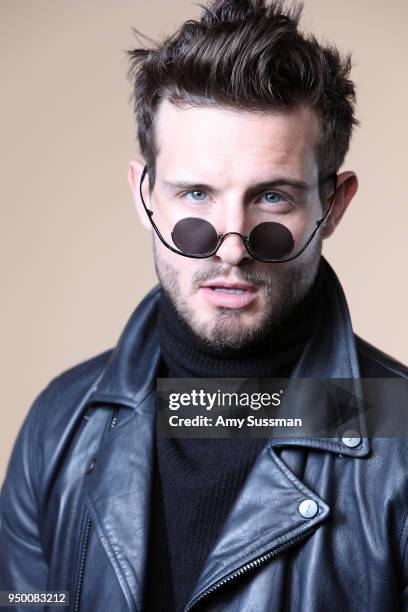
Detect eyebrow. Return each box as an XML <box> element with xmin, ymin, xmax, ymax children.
<box><xmin>161</xmin><ymin>177</ymin><xmax>309</xmax><ymax>197</ymax></box>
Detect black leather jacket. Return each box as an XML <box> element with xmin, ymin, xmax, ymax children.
<box><xmin>1</xmin><ymin>259</ymin><xmax>407</xmax><ymax>612</ymax></box>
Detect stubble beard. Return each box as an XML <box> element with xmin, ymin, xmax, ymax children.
<box><xmin>153</xmin><ymin>238</ymin><xmax>322</xmax><ymax>350</ymax></box>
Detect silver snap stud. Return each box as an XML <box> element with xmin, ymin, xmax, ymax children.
<box><xmin>298</xmin><ymin>499</ymin><xmax>318</xmax><ymax>519</ymax></box>
<box><xmin>341</xmin><ymin>430</ymin><xmax>361</xmax><ymax>448</ymax></box>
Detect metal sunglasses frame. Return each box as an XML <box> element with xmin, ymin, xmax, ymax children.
<box><xmin>139</xmin><ymin>165</ymin><xmax>337</xmax><ymax>263</ymax></box>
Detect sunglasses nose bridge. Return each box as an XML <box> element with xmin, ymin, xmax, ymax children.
<box><xmin>219</xmin><ymin>231</ymin><xmax>248</xmax><ymax>242</ymax></box>
<box><xmin>214</xmin><ymin>231</ymin><xmax>251</xmax><ymax>265</ymax></box>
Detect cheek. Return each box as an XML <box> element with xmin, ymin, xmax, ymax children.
<box><xmin>164</xmin><ymin>247</ymin><xmax>197</xmax><ymax>287</ymax></box>
<box><xmin>258</xmin><ymin>262</ymin><xmax>287</xmax><ymax>284</ymax></box>
<box><xmin>154</xmin><ymin>233</ymin><xmax>204</xmax><ymax>286</ymax></box>
<box><xmin>178</xmin><ymin>261</ymin><xmax>202</xmax><ymax>292</ymax></box>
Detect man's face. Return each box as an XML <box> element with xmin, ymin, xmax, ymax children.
<box><xmin>132</xmin><ymin>101</ymin><xmax>329</xmax><ymax>349</ymax></box>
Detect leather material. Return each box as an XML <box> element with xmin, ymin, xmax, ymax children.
<box><xmin>1</xmin><ymin>257</ymin><xmax>407</xmax><ymax>612</ymax></box>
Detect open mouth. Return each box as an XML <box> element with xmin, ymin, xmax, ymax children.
<box><xmin>199</xmin><ymin>283</ymin><xmax>258</xmax><ymax>308</ymax></box>
<box><xmin>210</xmin><ymin>287</ymin><xmax>248</xmax><ymax>294</ymax></box>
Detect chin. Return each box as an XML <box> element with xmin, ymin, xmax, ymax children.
<box><xmin>193</xmin><ymin>312</ymin><xmax>265</xmax><ymax>350</ymax></box>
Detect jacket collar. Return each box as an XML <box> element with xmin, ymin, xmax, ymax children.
<box><xmin>86</xmin><ymin>256</ymin><xmax>369</xmax><ymax>457</ymax></box>
<box><xmin>275</xmin><ymin>257</ymin><xmax>370</xmax><ymax>457</ymax></box>
<box><xmin>87</xmin><ymin>283</ymin><xmax>162</xmax><ymax>409</ymax></box>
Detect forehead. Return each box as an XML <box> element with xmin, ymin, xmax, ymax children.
<box><xmin>154</xmin><ymin>99</ymin><xmax>321</xmax><ymax>181</ymax></box>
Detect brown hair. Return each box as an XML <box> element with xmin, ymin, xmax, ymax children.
<box><xmin>126</xmin><ymin>0</ymin><xmax>358</xmax><ymax>190</ymax></box>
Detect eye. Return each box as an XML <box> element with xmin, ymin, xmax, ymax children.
<box><xmin>185</xmin><ymin>190</ymin><xmax>208</xmax><ymax>202</ymax></box>
<box><xmin>262</xmin><ymin>192</ymin><xmax>285</xmax><ymax>205</ymax></box>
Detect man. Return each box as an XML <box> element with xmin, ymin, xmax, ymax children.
<box><xmin>1</xmin><ymin>1</ymin><xmax>407</xmax><ymax>611</ymax></box>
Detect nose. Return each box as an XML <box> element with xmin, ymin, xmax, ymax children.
<box><xmin>211</xmin><ymin>198</ymin><xmax>253</xmax><ymax>265</ymax></box>
<box><xmin>214</xmin><ymin>231</ymin><xmax>251</xmax><ymax>266</ymax></box>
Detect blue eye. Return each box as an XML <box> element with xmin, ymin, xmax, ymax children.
<box><xmin>187</xmin><ymin>190</ymin><xmax>207</xmax><ymax>201</ymax></box>
<box><xmin>263</xmin><ymin>192</ymin><xmax>284</xmax><ymax>204</ymax></box>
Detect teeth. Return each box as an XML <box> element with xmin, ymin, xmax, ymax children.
<box><xmin>213</xmin><ymin>288</ymin><xmax>246</xmax><ymax>294</ymax></box>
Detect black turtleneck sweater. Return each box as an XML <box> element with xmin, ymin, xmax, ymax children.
<box><xmin>144</xmin><ymin>268</ymin><xmax>323</xmax><ymax>611</ymax></box>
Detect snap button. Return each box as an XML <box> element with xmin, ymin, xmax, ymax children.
<box><xmin>298</xmin><ymin>499</ymin><xmax>318</xmax><ymax>519</ymax></box>
<box><xmin>341</xmin><ymin>430</ymin><xmax>361</xmax><ymax>448</ymax></box>
<box><xmin>86</xmin><ymin>458</ymin><xmax>96</xmax><ymax>474</ymax></box>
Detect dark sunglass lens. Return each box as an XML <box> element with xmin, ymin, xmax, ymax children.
<box><xmin>249</xmin><ymin>222</ymin><xmax>295</xmax><ymax>260</ymax></box>
<box><xmin>172</xmin><ymin>218</ymin><xmax>218</xmax><ymax>256</ymax></box>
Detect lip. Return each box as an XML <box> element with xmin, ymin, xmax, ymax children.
<box><xmin>199</xmin><ymin>280</ymin><xmax>258</xmax><ymax>309</ymax></box>
<box><xmin>201</xmin><ymin>280</ymin><xmax>256</xmax><ymax>291</ymax></box>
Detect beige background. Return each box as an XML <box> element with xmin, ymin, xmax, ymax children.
<box><xmin>1</xmin><ymin>0</ymin><xmax>407</xmax><ymax>482</ymax></box>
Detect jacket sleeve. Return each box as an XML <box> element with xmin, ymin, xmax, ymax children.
<box><xmin>0</xmin><ymin>388</ymin><xmax>49</xmax><ymax>594</ymax></box>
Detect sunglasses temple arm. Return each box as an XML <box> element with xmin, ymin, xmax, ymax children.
<box><xmin>317</xmin><ymin>173</ymin><xmax>338</xmax><ymax>227</ymax></box>
<box><xmin>138</xmin><ymin>166</ymin><xmax>209</xmax><ymax>259</ymax></box>
<box><xmin>279</xmin><ymin>185</ymin><xmax>337</xmax><ymax>263</ymax></box>
<box><xmin>279</xmin><ymin>224</ymin><xmax>321</xmax><ymax>263</ymax></box>
<box><xmin>316</xmin><ymin>197</ymin><xmax>335</xmax><ymax>228</ymax></box>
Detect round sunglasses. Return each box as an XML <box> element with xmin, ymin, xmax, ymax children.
<box><xmin>139</xmin><ymin>166</ymin><xmax>337</xmax><ymax>263</ymax></box>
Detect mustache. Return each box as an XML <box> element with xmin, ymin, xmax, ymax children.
<box><xmin>192</xmin><ymin>265</ymin><xmax>271</xmax><ymax>289</ymax></box>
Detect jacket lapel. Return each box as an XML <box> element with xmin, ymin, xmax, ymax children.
<box><xmin>83</xmin><ymin>390</ymin><xmax>158</xmax><ymax>611</ymax></box>
<box><xmin>185</xmin><ymin>441</ymin><xmax>330</xmax><ymax>609</ymax></box>
<box><xmin>185</xmin><ymin>259</ymin><xmax>370</xmax><ymax>607</ymax></box>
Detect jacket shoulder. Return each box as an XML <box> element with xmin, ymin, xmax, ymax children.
<box><xmin>47</xmin><ymin>348</ymin><xmax>114</xmax><ymax>399</ymax></box>
<box><xmin>355</xmin><ymin>335</ymin><xmax>408</xmax><ymax>378</ymax></box>
<box><xmin>24</xmin><ymin>283</ymin><xmax>162</xmax><ymax>439</ymax></box>
<box><xmin>13</xmin><ymin>348</ymin><xmax>114</xmax><ymax>468</ymax></box>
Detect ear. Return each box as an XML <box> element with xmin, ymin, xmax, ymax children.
<box><xmin>321</xmin><ymin>171</ymin><xmax>358</xmax><ymax>239</ymax></box>
<box><xmin>128</xmin><ymin>160</ymin><xmax>152</xmax><ymax>232</ymax></box>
